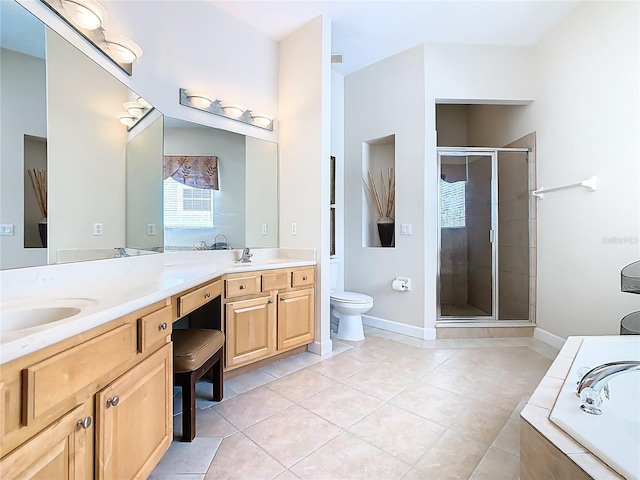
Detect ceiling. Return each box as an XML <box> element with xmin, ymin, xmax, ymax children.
<box><xmin>211</xmin><ymin>0</ymin><xmax>581</xmax><ymax>75</ymax></box>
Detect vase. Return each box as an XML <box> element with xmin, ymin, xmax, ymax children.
<box><xmin>377</xmin><ymin>217</ymin><xmax>394</xmax><ymax>247</ymax></box>
<box><xmin>38</xmin><ymin>218</ymin><xmax>47</xmax><ymax>248</ymax></box>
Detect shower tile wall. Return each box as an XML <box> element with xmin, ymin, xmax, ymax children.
<box><xmin>466</xmin><ymin>157</ymin><xmax>492</xmax><ymax>315</ymax></box>
<box><xmin>498</xmin><ymin>152</ymin><xmax>530</xmax><ymax>319</ymax></box>
<box><xmin>440</xmin><ymin>228</ymin><xmax>468</xmax><ymax>305</ymax></box>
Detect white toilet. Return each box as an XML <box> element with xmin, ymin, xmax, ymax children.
<box><xmin>330</xmin><ymin>259</ymin><xmax>373</xmax><ymax>341</ymax></box>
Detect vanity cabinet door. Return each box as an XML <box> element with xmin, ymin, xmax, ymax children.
<box><xmin>96</xmin><ymin>344</ymin><xmax>172</xmax><ymax>480</ymax></box>
<box><xmin>0</xmin><ymin>401</ymin><xmax>93</xmax><ymax>480</ymax></box>
<box><xmin>225</xmin><ymin>295</ymin><xmax>276</xmax><ymax>368</ymax></box>
<box><xmin>277</xmin><ymin>288</ymin><xmax>315</xmax><ymax>351</ymax></box>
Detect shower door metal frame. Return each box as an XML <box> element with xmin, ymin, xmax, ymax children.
<box><xmin>436</xmin><ymin>147</ymin><xmax>530</xmax><ymax>322</ymax></box>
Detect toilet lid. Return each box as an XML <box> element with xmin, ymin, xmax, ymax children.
<box><xmin>330</xmin><ymin>291</ymin><xmax>373</xmax><ymax>304</ymax></box>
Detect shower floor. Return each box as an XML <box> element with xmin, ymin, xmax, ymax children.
<box><xmin>441</xmin><ymin>303</ymin><xmax>491</xmax><ymax>317</ymax></box>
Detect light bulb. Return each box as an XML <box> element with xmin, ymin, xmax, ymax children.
<box><xmin>103</xmin><ymin>34</ymin><xmax>143</xmax><ymax>64</ymax></box>
<box><xmin>62</xmin><ymin>0</ymin><xmax>107</xmax><ymax>30</ymax></box>
<box><xmin>251</xmin><ymin>114</ymin><xmax>273</xmax><ymax>128</ymax></box>
<box><xmin>186</xmin><ymin>91</ymin><xmax>213</xmax><ymax>109</ymax></box>
<box><xmin>118</xmin><ymin>113</ymin><xmax>135</xmax><ymax>127</ymax></box>
<box><xmin>123</xmin><ymin>101</ymin><xmax>144</xmax><ymax>118</ymax></box>
<box><xmin>222</xmin><ymin>104</ymin><xmax>245</xmax><ymax>118</ymax></box>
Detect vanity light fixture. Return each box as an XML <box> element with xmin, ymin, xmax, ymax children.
<box><xmin>136</xmin><ymin>96</ymin><xmax>152</xmax><ymax>109</ymax></box>
<box><xmin>118</xmin><ymin>97</ymin><xmax>154</xmax><ymax>129</ymax></box>
<box><xmin>40</xmin><ymin>0</ymin><xmax>143</xmax><ymax>76</ymax></box>
<box><xmin>179</xmin><ymin>88</ymin><xmax>274</xmax><ymax>131</ymax></box>
<box><xmin>61</xmin><ymin>0</ymin><xmax>107</xmax><ymax>30</ymax></box>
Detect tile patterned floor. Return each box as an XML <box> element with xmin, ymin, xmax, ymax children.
<box><xmin>150</xmin><ymin>327</ymin><xmax>558</xmax><ymax>480</ymax></box>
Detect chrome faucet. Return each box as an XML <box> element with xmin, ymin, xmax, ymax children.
<box><xmin>238</xmin><ymin>247</ymin><xmax>253</xmax><ymax>263</ymax></box>
<box><xmin>114</xmin><ymin>247</ymin><xmax>130</xmax><ymax>258</ymax></box>
<box><xmin>576</xmin><ymin>361</ymin><xmax>640</xmax><ymax>415</ymax></box>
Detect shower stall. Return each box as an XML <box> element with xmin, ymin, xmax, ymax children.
<box><xmin>437</xmin><ymin>147</ymin><xmax>532</xmax><ymax>321</ymax></box>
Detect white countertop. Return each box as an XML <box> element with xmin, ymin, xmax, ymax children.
<box><xmin>0</xmin><ymin>248</ymin><xmax>315</xmax><ymax>365</ymax></box>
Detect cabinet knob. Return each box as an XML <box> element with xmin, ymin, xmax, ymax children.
<box><xmin>204</xmin><ymin>291</ymin><xmax>211</xmax><ymax>298</ymax></box>
<box><xmin>303</xmin><ymin>276</ymin><xmax>308</xmax><ymax>281</ymax></box>
<box><xmin>158</xmin><ymin>322</ymin><xmax>168</xmax><ymax>331</ymax></box>
<box><xmin>76</xmin><ymin>417</ymin><xmax>92</xmax><ymax>430</ymax></box>
<box><xmin>268</xmin><ymin>299</ymin><xmax>274</xmax><ymax>304</ymax></box>
<box><xmin>107</xmin><ymin>396</ymin><xmax>120</xmax><ymax>407</ymax></box>
<box><xmin>280</xmin><ymin>297</ymin><xmax>285</xmax><ymax>301</ymax></box>
<box><xmin>239</xmin><ymin>284</ymin><xmax>247</xmax><ymax>290</ymax></box>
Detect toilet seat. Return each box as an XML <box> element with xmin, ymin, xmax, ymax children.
<box><xmin>330</xmin><ymin>291</ymin><xmax>373</xmax><ymax>304</ymax></box>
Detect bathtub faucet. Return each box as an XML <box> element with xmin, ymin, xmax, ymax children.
<box><xmin>576</xmin><ymin>361</ymin><xmax>640</xmax><ymax>415</ymax></box>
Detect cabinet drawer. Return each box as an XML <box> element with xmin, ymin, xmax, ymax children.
<box><xmin>225</xmin><ymin>275</ymin><xmax>260</xmax><ymax>298</ymax></box>
<box><xmin>138</xmin><ymin>305</ymin><xmax>172</xmax><ymax>353</ymax></box>
<box><xmin>25</xmin><ymin>322</ymin><xmax>137</xmax><ymax>423</ymax></box>
<box><xmin>292</xmin><ymin>269</ymin><xmax>314</xmax><ymax>288</ymax></box>
<box><xmin>178</xmin><ymin>279</ymin><xmax>221</xmax><ymax>318</ymax></box>
<box><xmin>262</xmin><ymin>271</ymin><xmax>290</xmax><ymax>291</ymax></box>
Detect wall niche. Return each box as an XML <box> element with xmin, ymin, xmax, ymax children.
<box><xmin>362</xmin><ymin>134</ymin><xmax>395</xmax><ymax>248</ymax></box>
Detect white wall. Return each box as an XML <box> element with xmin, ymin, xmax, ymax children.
<box><xmin>17</xmin><ymin>0</ymin><xmax>279</xmax><ymax>143</ymax></box>
<box><xmin>163</xmin><ymin>126</ymin><xmax>246</xmax><ymax>250</ymax></box>
<box><xmin>0</xmin><ymin>48</ymin><xmax>47</xmax><ymax>269</ymax></box>
<box><xmin>465</xmin><ymin>1</ymin><xmax>640</xmax><ymax>338</ymax></box>
<box><xmin>279</xmin><ymin>16</ymin><xmax>332</xmax><ymax>354</ymax></box>
<box><xmin>245</xmin><ymin>136</ymin><xmax>278</xmax><ymax>248</ymax></box>
<box><xmin>344</xmin><ymin>45</ymin><xmax>426</xmax><ymax>335</ymax></box>
<box><xmin>46</xmin><ymin>30</ymin><xmax>128</xmax><ymax>262</ymax></box>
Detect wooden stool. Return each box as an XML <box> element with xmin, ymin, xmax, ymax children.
<box><xmin>172</xmin><ymin>329</ymin><xmax>225</xmax><ymax>442</ymax></box>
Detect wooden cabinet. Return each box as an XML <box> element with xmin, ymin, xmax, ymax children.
<box><xmin>96</xmin><ymin>343</ymin><xmax>172</xmax><ymax>480</ymax></box>
<box><xmin>223</xmin><ymin>266</ymin><xmax>315</xmax><ymax>370</ymax></box>
<box><xmin>225</xmin><ymin>295</ymin><xmax>276</xmax><ymax>368</ymax></box>
<box><xmin>0</xmin><ymin>299</ymin><xmax>172</xmax><ymax>480</ymax></box>
<box><xmin>177</xmin><ymin>278</ymin><xmax>222</xmax><ymax>318</ymax></box>
<box><xmin>0</xmin><ymin>401</ymin><xmax>93</xmax><ymax>480</ymax></box>
<box><xmin>277</xmin><ymin>288</ymin><xmax>314</xmax><ymax>351</ymax></box>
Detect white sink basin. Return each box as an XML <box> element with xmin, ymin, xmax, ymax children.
<box><xmin>0</xmin><ymin>298</ymin><xmax>96</xmax><ymax>334</ymax></box>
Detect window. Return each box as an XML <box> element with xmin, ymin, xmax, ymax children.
<box><xmin>440</xmin><ymin>179</ymin><xmax>466</xmax><ymax>228</ymax></box>
<box><xmin>164</xmin><ymin>178</ymin><xmax>214</xmax><ymax>228</ymax></box>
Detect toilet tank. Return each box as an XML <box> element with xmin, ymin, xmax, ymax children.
<box><xmin>329</xmin><ymin>258</ymin><xmax>340</xmax><ymax>293</ymax></box>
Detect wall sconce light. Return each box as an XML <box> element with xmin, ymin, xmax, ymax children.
<box><xmin>118</xmin><ymin>97</ymin><xmax>153</xmax><ymax>129</ymax></box>
<box><xmin>41</xmin><ymin>0</ymin><xmax>143</xmax><ymax>76</ymax></box>
<box><xmin>179</xmin><ymin>88</ymin><xmax>273</xmax><ymax>131</ymax></box>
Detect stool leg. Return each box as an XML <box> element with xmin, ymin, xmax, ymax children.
<box><xmin>213</xmin><ymin>353</ymin><xmax>223</xmax><ymax>402</ymax></box>
<box><xmin>181</xmin><ymin>372</ymin><xmax>197</xmax><ymax>442</ymax></box>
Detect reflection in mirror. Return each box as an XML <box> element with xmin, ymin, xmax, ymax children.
<box><xmin>163</xmin><ymin>118</ymin><xmax>278</xmax><ymax>251</ymax></box>
<box><xmin>0</xmin><ymin>0</ymin><xmax>163</xmax><ymax>270</ymax></box>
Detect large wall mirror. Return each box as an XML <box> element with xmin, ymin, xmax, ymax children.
<box><xmin>163</xmin><ymin>118</ymin><xmax>279</xmax><ymax>251</ymax></box>
<box><xmin>0</xmin><ymin>0</ymin><xmax>163</xmax><ymax>270</ymax></box>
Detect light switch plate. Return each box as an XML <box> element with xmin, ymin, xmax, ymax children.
<box><xmin>0</xmin><ymin>224</ymin><xmax>14</xmax><ymax>235</ymax></box>
<box><xmin>262</xmin><ymin>223</ymin><xmax>268</xmax><ymax>235</ymax></box>
<box><xmin>401</xmin><ymin>223</ymin><xmax>412</xmax><ymax>235</ymax></box>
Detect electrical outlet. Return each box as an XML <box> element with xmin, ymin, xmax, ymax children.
<box><xmin>147</xmin><ymin>224</ymin><xmax>156</xmax><ymax>235</ymax></box>
<box><xmin>291</xmin><ymin>223</ymin><xmax>298</xmax><ymax>235</ymax></box>
<box><xmin>93</xmin><ymin>223</ymin><xmax>103</xmax><ymax>236</ymax></box>
<box><xmin>261</xmin><ymin>223</ymin><xmax>268</xmax><ymax>235</ymax></box>
<box><xmin>0</xmin><ymin>224</ymin><xmax>14</xmax><ymax>236</ymax></box>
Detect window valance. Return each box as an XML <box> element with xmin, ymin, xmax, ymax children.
<box><xmin>163</xmin><ymin>156</ymin><xmax>219</xmax><ymax>190</ymax></box>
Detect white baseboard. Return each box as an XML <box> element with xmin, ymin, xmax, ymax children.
<box><xmin>534</xmin><ymin>327</ymin><xmax>566</xmax><ymax>350</ymax></box>
<box><xmin>424</xmin><ymin>328</ymin><xmax>436</xmax><ymax>340</ymax></box>
<box><xmin>362</xmin><ymin>315</ymin><xmax>426</xmax><ymax>339</ymax></box>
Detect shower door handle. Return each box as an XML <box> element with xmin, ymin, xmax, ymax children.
<box><xmin>489</xmin><ymin>230</ymin><xmax>496</xmax><ymax>243</ymax></box>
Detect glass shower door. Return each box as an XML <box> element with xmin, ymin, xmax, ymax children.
<box><xmin>438</xmin><ymin>152</ymin><xmax>495</xmax><ymax>319</ymax></box>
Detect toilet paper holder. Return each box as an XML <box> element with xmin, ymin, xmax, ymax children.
<box><xmin>392</xmin><ymin>277</ymin><xmax>411</xmax><ymax>292</ymax></box>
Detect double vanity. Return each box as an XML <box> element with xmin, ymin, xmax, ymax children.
<box><xmin>0</xmin><ymin>248</ymin><xmax>316</xmax><ymax>479</ymax></box>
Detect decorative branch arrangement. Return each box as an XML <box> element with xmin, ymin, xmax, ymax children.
<box><xmin>363</xmin><ymin>167</ymin><xmax>395</xmax><ymax>219</ymax></box>
<box><xmin>28</xmin><ymin>168</ymin><xmax>47</xmax><ymax>219</ymax></box>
